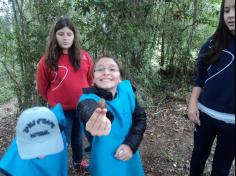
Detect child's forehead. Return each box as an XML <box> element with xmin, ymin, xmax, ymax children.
<box><xmin>225</xmin><ymin>0</ymin><xmax>235</xmax><ymax>7</ymax></box>
<box><xmin>56</xmin><ymin>26</ymin><xmax>73</xmax><ymax>33</ymax></box>
<box><xmin>95</xmin><ymin>57</ymin><xmax>118</xmax><ymax>67</ymax></box>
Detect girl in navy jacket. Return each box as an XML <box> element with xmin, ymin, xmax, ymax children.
<box><xmin>188</xmin><ymin>0</ymin><xmax>235</xmax><ymax>175</ymax></box>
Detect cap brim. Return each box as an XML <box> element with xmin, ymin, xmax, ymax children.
<box><xmin>17</xmin><ymin>133</ymin><xmax>64</xmax><ymax>160</ymax></box>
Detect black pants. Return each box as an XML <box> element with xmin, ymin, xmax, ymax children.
<box><xmin>190</xmin><ymin>111</ymin><xmax>235</xmax><ymax>176</ymax></box>
<box><xmin>64</xmin><ymin>110</ymin><xmax>83</xmax><ymax>163</ymax></box>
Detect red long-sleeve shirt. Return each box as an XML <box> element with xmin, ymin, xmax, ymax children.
<box><xmin>37</xmin><ymin>50</ymin><xmax>93</xmax><ymax>110</ymax></box>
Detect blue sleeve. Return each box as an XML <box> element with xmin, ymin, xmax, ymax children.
<box><xmin>0</xmin><ymin>139</ymin><xmax>68</xmax><ymax>176</ymax></box>
<box><xmin>51</xmin><ymin>104</ymin><xmax>66</xmax><ymax>128</ymax></box>
<box><xmin>0</xmin><ymin>104</ymin><xmax>68</xmax><ymax>176</ymax></box>
<box><xmin>0</xmin><ymin>139</ymin><xmax>18</xmax><ymax>176</ymax></box>
<box><xmin>194</xmin><ymin>40</ymin><xmax>211</xmax><ymax>87</ymax></box>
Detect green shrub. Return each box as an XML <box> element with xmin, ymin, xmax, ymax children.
<box><xmin>0</xmin><ymin>78</ymin><xmax>14</xmax><ymax>103</ymax></box>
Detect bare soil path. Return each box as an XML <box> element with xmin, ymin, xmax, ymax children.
<box><xmin>0</xmin><ymin>99</ymin><xmax>234</xmax><ymax>176</ymax></box>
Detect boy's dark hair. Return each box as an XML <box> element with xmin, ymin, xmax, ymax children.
<box><xmin>202</xmin><ymin>0</ymin><xmax>233</xmax><ymax>64</ymax></box>
<box><xmin>45</xmin><ymin>16</ymin><xmax>81</xmax><ymax>71</ymax></box>
<box><xmin>94</xmin><ymin>54</ymin><xmax>125</xmax><ymax>79</ymax></box>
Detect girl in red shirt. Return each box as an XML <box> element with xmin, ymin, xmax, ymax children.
<box><xmin>37</xmin><ymin>16</ymin><xmax>93</xmax><ymax>172</ymax></box>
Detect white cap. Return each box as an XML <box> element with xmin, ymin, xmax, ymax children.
<box><xmin>16</xmin><ymin>107</ymin><xmax>64</xmax><ymax>159</ymax></box>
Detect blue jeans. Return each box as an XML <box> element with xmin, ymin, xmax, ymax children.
<box><xmin>63</xmin><ymin>110</ymin><xmax>83</xmax><ymax>163</ymax></box>
<box><xmin>190</xmin><ymin>111</ymin><xmax>235</xmax><ymax>176</ymax></box>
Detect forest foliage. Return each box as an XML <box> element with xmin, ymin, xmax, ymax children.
<box><xmin>0</xmin><ymin>0</ymin><xmax>221</xmax><ymax>110</ymax></box>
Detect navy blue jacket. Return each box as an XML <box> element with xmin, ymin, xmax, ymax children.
<box><xmin>194</xmin><ymin>36</ymin><xmax>235</xmax><ymax>114</ymax></box>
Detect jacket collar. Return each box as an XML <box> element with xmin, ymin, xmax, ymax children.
<box><xmin>83</xmin><ymin>86</ymin><xmax>114</xmax><ymax>101</ymax></box>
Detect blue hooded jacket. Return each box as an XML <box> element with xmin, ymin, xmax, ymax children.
<box><xmin>79</xmin><ymin>80</ymin><xmax>145</xmax><ymax>176</ymax></box>
<box><xmin>0</xmin><ymin>104</ymin><xmax>68</xmax><ymax>176</ymax></box>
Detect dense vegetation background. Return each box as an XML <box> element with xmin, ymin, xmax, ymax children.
<box><xmin>0</xmin><ymin>0</ymin><xmax>220</xmax><ymax>110</ymax></box>
<box><xmin>1</xmin><ymin>1</ymin><xmax>235</xmax><ymax>176</ymax></box>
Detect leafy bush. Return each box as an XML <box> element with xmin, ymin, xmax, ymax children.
<box><xmin>0</xmin><ymin>75</ymin><xmax>14</xmax><ymax>103</ymax></box>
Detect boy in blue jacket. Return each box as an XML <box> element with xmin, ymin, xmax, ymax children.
<box><xmin>0</xmin><ymin>104</ymin><xmax>68</xmax><ymax>176</ymax></box>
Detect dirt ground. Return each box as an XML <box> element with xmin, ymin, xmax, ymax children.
<box><xmin>0</xmin><ymin>99</ymin><xmax>235</xmax><ymax>176</ymax></box>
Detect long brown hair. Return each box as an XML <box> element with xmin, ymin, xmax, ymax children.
<box><xmin>201</xmin><ymin>0</ymin><xmax>233</xmax><ymax>64</ymax></box>
<box><xmin>45</xmin><ymin>16</ymin><xmax>81</xmax><ymax>71</ymax></box>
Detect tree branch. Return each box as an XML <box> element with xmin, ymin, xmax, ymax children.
<box><xmin>0</xmin><ymin>61</ymin><xmax>20</xmax><ymax>88</ymax></box>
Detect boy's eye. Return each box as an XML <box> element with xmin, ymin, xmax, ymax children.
<box><xmin>109</xmin><ymin>68</ymin><xmax>117</xmax><ymax>72</ymax></box>
<box><xmin>94</xmin><ymin>67</ymin><xmax>119</xmax><ymax>73</ymax></box>
<box><xmin>95</xmin><ymin>68</ymin><xmax>105</xmax><ymax>72</ymax></box>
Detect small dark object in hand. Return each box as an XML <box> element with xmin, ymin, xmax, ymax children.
<box><xmin>98</xmin><ymin>99</ymin><xmax>106</xmax><ymax>109</ymax></box>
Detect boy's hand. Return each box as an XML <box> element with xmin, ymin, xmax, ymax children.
<box><xmin>115</xmin><ymin>144</ymin><xmax>133</xmax><ymax>161</ymax></box>
<box><xmin>85</xmin><ymin>99</ymin><xmax>111</xmax><ymax>136</ymax></box>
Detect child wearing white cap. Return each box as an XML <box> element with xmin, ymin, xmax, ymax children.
<box><xmin>0</xmin><ymin>104</ymin><xmax>68</xmax><ymax>176</ymax></box>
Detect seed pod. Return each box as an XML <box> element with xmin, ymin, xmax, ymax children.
<box><xmin>98</xmin><ymin>98</ymin><xmax>106</xmax><ymax>109</ymax></box>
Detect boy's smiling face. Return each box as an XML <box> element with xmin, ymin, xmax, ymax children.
<box><xmin>93</xmin><ymin>57</ymin><xmax>121</xmax><ymax>96</ymax></box>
